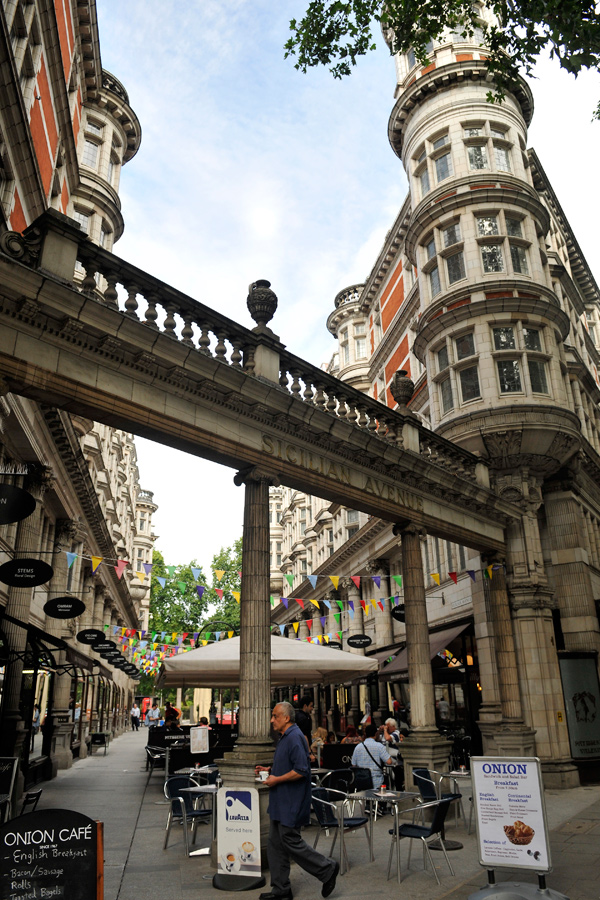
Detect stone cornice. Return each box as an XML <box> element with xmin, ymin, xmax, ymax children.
<box><xmin>405</xmin><ymin>177</ymin><xmax>550</xmax><ymax>264</ymax></box>
<box><xmin>359</xmin><ymin>196</ymin><xmax>412</xmax><ymax>315</ymax></box>
<box><xmin>413</xmin><ymin>291</ymin><xmax>570</xmax><ymax>360</ymax></box>
<box><xmin>388</xmin><ymin>61</ymin><xmax>534</xmax><ymax>159</ymax></box>
<box><xmin>529</xmin><ymin>150</ymin><xmax>600</xmax><ymax>306</ymax></box>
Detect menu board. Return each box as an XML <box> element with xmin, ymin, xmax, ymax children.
<box><xmin>471</xmin><ymin>757</ymin><xmax>551</xmax><ymax>873</ymax></box>
<box><xmin>0</xmin><ymin>809</ymin><xmax>100</xmax><ymax>900</ymax></box>
<box><xmin>190</xmin><ymin>727</ymin><xmax>209</xmax><ymax>754</ymax></box>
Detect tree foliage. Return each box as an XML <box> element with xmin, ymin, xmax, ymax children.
<box><xmin>202</xmin><ymin>538</ymin><xmax>243</xmax><ymax>635</ymax></box>
<box><xmin>148</xmin><ymin>550</ymin><xmax>211</xmax><ymax>633</ymax></box>
<box><xmin>284</xmin><ymin>0</ymin><xmax>600</xmax><ymax>118</ymax></box>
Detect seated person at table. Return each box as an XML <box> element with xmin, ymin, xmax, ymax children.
<box><xmin>341</xmin><ymin>725</ymin><xmax>360</xmax><ymax>744</ymax></box>
<box><xmin>351</xmin><ymin>723</ymin><xmax>392</xmax><ymax>790</ymax></box>
<box><xmin>327</xmin><ymin>731</ymin><xmax>337</xmax><ymax>744</ymax></box>
<box><xmin>164</xmin><ymin>701</ymin><xmax>181</xmax><ymax>723</ymax></box>
<box><xmin>163</xmin><ymin>717</ymin><xmax>183</xmax><ymax>734</ymax></box>
<box><xmin>310</xmin><ymin>727</ymin><xmax>328</xmax><ymax>755</ymax></box>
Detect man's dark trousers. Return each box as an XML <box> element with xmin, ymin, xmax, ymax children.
<box><xmin>267</xmin><ymin>819</ymin><xmax>334</xmax><ymax>895</ymax></box>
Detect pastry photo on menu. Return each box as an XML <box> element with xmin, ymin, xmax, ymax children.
<box><xmin>503</xmin><ymin>820</ymin><xmax>535</xmax><ymax>845</ymax></box>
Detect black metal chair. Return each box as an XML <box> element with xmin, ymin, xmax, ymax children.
<box><xmin>387</xmin><ymin>798</ymin><xmax>455</xmax><ymax>884</ymax></box>
<box><xmin>311</xmin><ymin>786</ymin><xmax>370</xmax><ymax>874</ymax></box>
<box><xmin>413</xmin><ymin>767</ymin><xmax>465</xmax><ymax>828</ymax></box>
<box><xmin>20</xmin><ymin>789</ymin><xmax>42</xmax><ymax>815</ymax></box>
<box><xmin>146</xmin><ymin>746</ymin><xmax>166</xmax><ymax>785</ymax></box>
<box><xmin>163</xmin><ymin>775</ymin><xmax>212</xmax><ymax>855</ymax></box>
<box><xmin>320</xmin><ymin>768</ymin><xmax>353</xmax><ymax>792</ymax></box>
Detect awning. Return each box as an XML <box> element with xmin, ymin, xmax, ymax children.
<box><xmin>64</xmin><ymin>645</ymin><xmax>111</xmax><ymax>678</ymax></box>
<box><xmin>380</xmin><ymin>624</ymin><xmax>469</xmax><ymax>680</ymax></box>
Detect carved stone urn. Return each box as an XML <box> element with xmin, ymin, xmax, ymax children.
<box><xmin>247</xmin><ymin>279</ymin><xmax>278</xmax><ymax>328</ymax></box>
<box><xmin>390</xmin><ymin>369</ymin><xmax>415</xmax><ymax>411</ymax></box>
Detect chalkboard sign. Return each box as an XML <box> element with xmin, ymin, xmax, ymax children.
<box><xmin>0</xmin><ymin>485</ymin><xmax>36</xmax><ymax>526</ymax></box>
<box><xmin>0</xmin><ymin>808</ymin><xmax>100</xmax><ymax>900</ymax></box>
<box><xmin>0</xmin><ymin>759</ymin><xmax>18</xmax><ymax>810</ymax></box>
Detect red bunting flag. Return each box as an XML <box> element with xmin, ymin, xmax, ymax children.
<box><xmin>351</xmin><ymin>576</ymin><xmax>361</xmax><ymax>589</ymax></box>
<box><xmin>215</xmin><ymin>588</ymin><xmax>224</xmax><ymax>600</ymax></box>
<box><xmin>448</xmin><ymin>572</ymin><xmax>458</xmax><ymax>584</ymax></box>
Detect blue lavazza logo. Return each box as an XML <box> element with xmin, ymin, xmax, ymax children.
<box><xmin>225</xmin><ymin>791</ymin><xmax>252</xmax><ymax>822</ymax></box>
<box><xmin>482</xmin><ymin>763</ymin><xmax>527</xmax><ymax>775</ymax></box>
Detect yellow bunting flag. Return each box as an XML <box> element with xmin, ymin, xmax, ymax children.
<box><xmin>214</xmin><ymin>570</ymin><xmax>225</xmax><ymax>582</ymax></box>
<box><xmin>310</xmin><ymin>599</ymin><xmax>320</xmax><ymax>608</ymax></box>
<box><xmin>232</xmin><ymin>591</ymin><xmax>241</xmax><ymax>604</ymax></box>
<box><xmin>486</xmin><ymin>565</ymin><xmax>494</xmax><ymax>580</ymax></box>
<box><xmin>292</xmin><ymin>622</ymin><xmax>299</xmax><ymax>633</ymax></box>
<box><xmin>430</xmin><ymin>573</ymin><xmax>440</xmax><ymax>585</ymax></box>
<box><xmin>172</xmin><ymin>633</ymin><xmax>177</xmax><ymax>642</ymax></box>
<box><xmin>136</xmin><ymin>571</ymin><xmax>145</xmax><ymax>582</ymax></box>
<box><xmin>228</xmin><ymin>631</ymin><xmax>234</xmax><ymax>639</ymax></box>
<box><xmin>91</xmin><ymin>556</ymin><xmax>103</xmax><ymax>573</ymax></box>
<box><xmin>329</xmin><ymin>576</ymin><xmax>339</xmax><ymax>590</ymax></box>
<box><xmin>370</xmin><ymin>598</ymin><xmax>377</xmax><ymax>608</ymax></box>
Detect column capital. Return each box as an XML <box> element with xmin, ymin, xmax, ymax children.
<box><xmin>365</xmin><ymin>558</ymin><xmax>389</xmax><ymax>576</ymax></box>
<box><xmin>392</xmin><ymin>521</ymin><xmax>425</xmax><ymax>539</ymax></box>
<box><xmin>24</xmin><ymin>463</ymin><xmax>54</xmax><ymax>498</ymax></box>
<box><xmin>233</xmin><ymin>466</ymin><xmax>280</xmax><ymax>488</ymax></box>
<box><xmin>53</xmin><ymin>518</ymin><xmax>79</xmax><ymax>551</ymax></box>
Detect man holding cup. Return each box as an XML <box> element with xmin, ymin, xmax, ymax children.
<box><xmin>256</xmin><ymin>702</ymin><xmax>339</xmax><ymax>900</ymax></box>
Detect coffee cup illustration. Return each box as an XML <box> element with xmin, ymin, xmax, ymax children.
<box><xmin>259</xmin><ymin>770</ymin><xmax>269</xmax><ymax>781</ymax></box>
<box><xmin>240</xmin><ymin>840</ymin><xmax>255</xmax><ymax>863</ymax></box>
<box><xmin>221</xmin><ymin>851</ymin><xmax>240</xmax><ymax>873</ymax></box>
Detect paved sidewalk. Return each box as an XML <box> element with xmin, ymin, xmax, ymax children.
<box><xmin>34</xmin><ymin>729</ymin><xmax>600</xmax><ymax>900</ymax></box>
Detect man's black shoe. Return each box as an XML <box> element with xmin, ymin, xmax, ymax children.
<box><xmin>321</xmin><ymin>861</ymin><xmax>339</xmax><ymax>898</ymax></box>
<box><xmin>259</xmin><ymin>892</ymin><xmax>292</xmax><ymax>900</ymax></box>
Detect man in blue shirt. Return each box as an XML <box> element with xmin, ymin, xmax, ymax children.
<box><xmin>256</xmin><ymin>702</ymin><xmax>339</xmax><ymax>900</ymax></box>
<box><xmin>351</xmin><ymin>724</ymin><xmax>392</xmax><ymax>790</ymax></box>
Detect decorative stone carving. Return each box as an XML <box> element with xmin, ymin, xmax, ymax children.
<box><xmin>390</xmin><ymin>369</ymin><xmax>414</xmax><ymax>411</ymax></box>
<box><xmin>0</xmin><ymin>227</ymin><xmax>42</xmax><ymax>267</ymax></box>
<box><xmin>247</xmin><ymin>279</ymin><xmax>278</xmax><ymax>328</ymax></box>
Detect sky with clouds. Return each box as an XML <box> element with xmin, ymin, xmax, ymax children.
<box><xmin>95</xmin><ymin>0</ymin><xmax>600</xmax><ymax>577</ymax></box>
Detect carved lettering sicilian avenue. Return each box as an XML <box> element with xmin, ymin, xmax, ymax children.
<box><xmin>262</xmin><ymin>435</ymin><xmax>350</xmax><ymax>484</ymax></box>
<box><xmin>260</xmin><ymin>435</ymin><xmax>423</xmax><ymax>513</ymax></box>
<box><xmin>363</xmin><ymin>476</ymin><xmax>423</xmax><ymax>512</ymax></box>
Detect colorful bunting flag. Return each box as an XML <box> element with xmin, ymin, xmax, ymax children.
<box><xmin>372</xmin><ymin>575</ymin><xmax>381</xmax><ymax>588</ymax></box>
<box><xmin>196</xmin><ymin>585</ymin><xmax>205</xmax><ymax>598</ymax></box>
<box><xmin>114</xmin><ymin>559</ymin><xmax>128</xmax><ymax>580</ymax></box>
<box><xmin>430</xmin><ymin>573</ymin><xmax>440</xmax><ymax>585</ymax></box>
<box><xmin>392</xmin><ymin>575</ymin><xmax>402</xmax><ymax>588</ymax></box>
<box><xmin>232</xmin><ymin>591</ymin><xmax>240</xmax><ymax>603</ymax></box>
<box><xmin>66</xmin><ymin>552</ymin><xmax>77</xmax><ymax>569</ymax></box>
<box><xmin>448</xmin><ymin>571</ymin><xmax>458</xmax><ymax>584</ymax></box>
<box><xmin>91</xmin><ymin>556</ymin><xmax>103</xmax><ymax>573</ymax></box>
<box><xmin>307</xmin><ymin>575</ymin><xmax>318</xmax><ymax>589</ymax></box>
<box><xmin>192</xmin><ymin>567</ymin><xmax>201</xmax><ymax>580</ymax></box>
<box><xmin>351</xmin><ymin>575</ymin><xmax>361</xmax><ymax>589</ymax></box>
<box><xmin>214</xmin><ymin>570</ymin><xmax>225</xmax><ymax>582</ymax></box>
<box><xmin>329</xmin><ymin>576</ymin><xmax>339</xmax><ymax>590</ymax></box>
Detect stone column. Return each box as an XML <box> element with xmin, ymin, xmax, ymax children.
<box><xmin>0</xmin><ymin>466</ymin><xmax>52</xmax><ymax>800</ymax></box>
<box><xmin>393</xmin><ymin>523</ymin><xmax>451</xmax><ymax>787</ymax></box>
<box><xmin>367</xmin><ymin>559</ymin><xmax>393</xmax><ymax>719</ymax></box>
<box><xmin>478</xmin><ymin>548</ymin><xmax>536</xmax><ymax>761</ymax></box>
<box><xmin>503</xmin><ymin>489</ymin><xmax>579</xmax><ymax>788</ymax></box>
<box><xmin>342</xmin><ymin>578</ymin><xmax>364</xmax><ymax>726</ymax></box>
<box><xmin>219</xmin><ymin>468</ymin><xmax>278</xmax><ymax>772</ymax></box>
<box><xmin>46</xmin><ymin>519</ymin><xmax>79</xmax><ymax>773</ymax></box>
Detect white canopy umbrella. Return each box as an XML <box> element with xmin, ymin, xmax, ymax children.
<box><xmin>156</xmin><ymin>635</ymin><xmax>378</xmax><ymax>688</ymax></box>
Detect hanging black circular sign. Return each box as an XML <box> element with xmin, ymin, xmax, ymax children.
<box><xmin>44</xmin><ymin>596</ymin><xmax>86</xmax><ymax>619</ymax></box>
<box><xmin>92</xmin><ymin>640</ymin><xmax>117</xmax><ymax>653</ymax></box>
<box><xmin>0</xmin><ymin>483</ymin><xmax>37</xmax><ymax>525</ymax></box>
<box><xmin>77</xmin><ymin>628</ymin><xmax>107</xmax><ymax>645</ymax></box>
<box><xmin>112</xmin><ymin>658</ymin><xmax>128</xmax><ymax>669</ymax></box>
<box><xmin>347</xmin><ymin>633</ymin><xmax>372</xmax><ymax>649</ymax></box>
<box><xmin>327</xmin><ymin>641</ymin><xmax>342</xmax><ymax>650</ymax></box>
<box><xmin>0</xmin><ymin>557</ymin><xmax>53</xmax><ymax>587</ymax></box>
<box><xmin>391</xmin><ymin>605</ymin><xmax>406</xmax><ymax>623</ymax></box>
<box><xmin>99</xmin><ymin>650</ymin><xmax>121</xmax><ymax>660</ymax></box>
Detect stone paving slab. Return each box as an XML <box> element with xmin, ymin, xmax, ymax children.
<box><xmin>31</xmin><ymin>729</ymin><xmax>600</xmax><ymax>900</ymax></box>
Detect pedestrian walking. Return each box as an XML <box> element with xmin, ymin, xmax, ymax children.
<box><xmin>256</xmin><ymin>701</ymin><xmax>339</xmax><ymax>900</ymax></box>
<box><xmin>130</xmin><ymin>702</ymin><xmax>141</xmax><ymax>731</ymax></box>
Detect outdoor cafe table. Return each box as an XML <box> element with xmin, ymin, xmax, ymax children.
<box><xmin>179</xmin><ymin>784</ymin><xmax>219</xmax><ymax>856</ymax></box>
<box><xmin>351</xmin><ymin>789</ymin><xmax>418</xmax><ymax>865</ymax></box>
